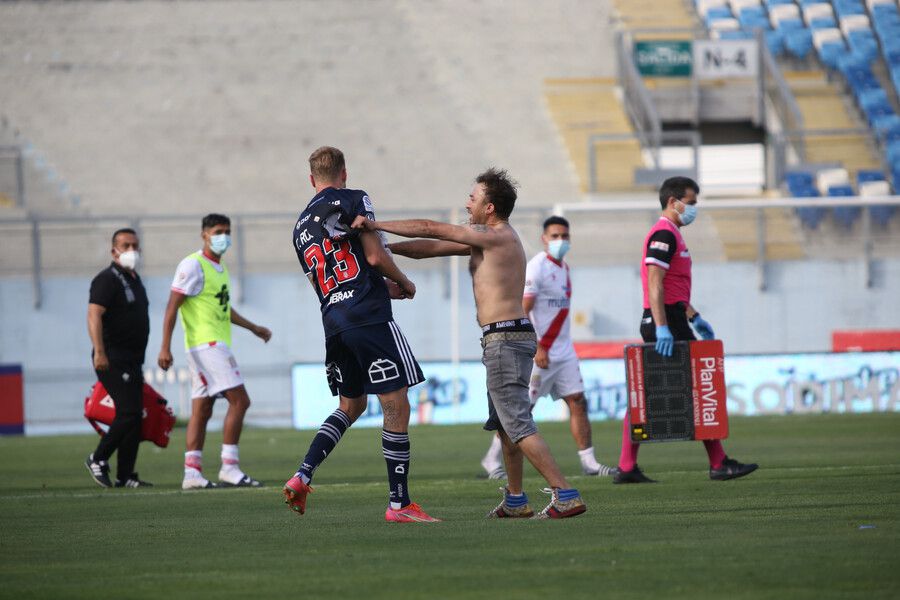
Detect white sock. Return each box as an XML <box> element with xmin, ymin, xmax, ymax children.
<box><xmin>184</xmin><ymin>450</ymin><xmax>203</xmax><ymax>477</ymax></box>
<box><xmin>578</xmin><ymin>446</ymin><xmax>601</xmax><ymax>470</ymax></box>
<box><xmin>481</xmin><ymin>435</ymin><xmax>503</xmax><ymax>470</ymax></box>
<box><xmin>221</xmin><ymin>444</ymin><xmax>240</xmax><ymax>468</ymax></box>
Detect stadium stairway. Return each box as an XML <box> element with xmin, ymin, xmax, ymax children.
<box><xmin>785</xmin><ymin>70</ymin><xmax>881</xmax><ymax>177</ymax></box>
<box><xmin>542</xmin><ymin>77</ymin><xmax>647</xmax><ymax>194</ymax></box>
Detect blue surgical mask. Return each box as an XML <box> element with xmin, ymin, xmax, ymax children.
<box><xmin>677</xmin><ymin>201</ymin><xmax>697</xmax><ymax>226</ymax></box>
<box><xmin>209</xmin><ymin>233</ymin><xmax>231</xmax><ymax>255</ymax></box>
<box><xmin>547</xmin><ymin>239</ymin><xmax>570</xmax><ymax>260</ymax></box>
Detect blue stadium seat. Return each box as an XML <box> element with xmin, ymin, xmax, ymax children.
<box><xmin>857</xmin><ymin>170</ymin><xmax>886</xmax><ymax>184</ymax></box>
<box><xmin>778</xmin><ymin>17</ymin><xmax>806</xmax><ymax>31</ymax></box>
<box><xmin>833</xmin><ymin>1</ymin><xmax>866</xmax><ymax>19</ymax></box>
<box><xmin>706</xmin><ymin>6</ymin><xmax>733</xmax><ymax>22</ymax></box>
<box><xmin>784</xmin><ymin>28</ymin><xmax>813</xmax><ymax>58</ymax></box>
<box><xmin>887</xmin><ymin>140</ymin><xmax>900</xmax><ymax>165</ymax></box>
<box><xmin>793</xmin><ymin>187</ymin><xmax>826</xmax><ymax>229</ymax></box>
<box><xmin>872</xmin><ymin>115</ymin><xmax>900</xmax><ymax>138</ymax></box>
<box><xmin>881</xmin><ymin>122</ymin><xmax>900</xmax><ymax>143</ymax></box>
<box><xmin>810</xmin><ymin>17</ymin><xmax>837</xmax><ymax>30</ymax></box>
<box><xmin>847</xmin><ymin>32</ymin><xmax>878</xmax><ymax>62</ymax></box>
<box><xmin>817</xmin><ymin>40</ymin><xmax>847</xmax><ymax>70</ymax></box>
<box><xmin>858</xmin><ymin>89</ymin><xmax>889</xmax><ymax>112</ymax></box>
<box><xmin>721</xmin><ymin>30</ymin><xmax>754</xmax><ymax>39</ymax></box>
<box><xmin>765</xmin><ymin>30</ymin><xmax>785</xmax><ymax>56</ymax></box>
<box><xmin>766</xmin><ymin>0</ymin><xmax>796</xmax><ymax>5</ymax></box>
<box><xmin>786</xmin><ymin>171</ymin><xmax>815</xmax><ymax>196</ymax></box>
<box><xmin>828</xmin><ymin>185</ymin><xmax>859</xmax><ymax>230</ymax></box>
<box><xmin>864</xmin><ymin>103</ymin><xmax>895</xmax><ymax>128</ymax></box>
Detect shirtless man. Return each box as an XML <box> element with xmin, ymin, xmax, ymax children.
<box><xmin>353</xmin><ymin>168</ymin><xmax>586</xmax><ymax>519</ymax></box>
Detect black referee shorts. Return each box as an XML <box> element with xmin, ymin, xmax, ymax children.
<box><xmin>639</xmin><ymin>303</ymin><xmax>697</xmax><ymax>343</ymax></box>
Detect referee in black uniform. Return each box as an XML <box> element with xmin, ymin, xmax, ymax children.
<box><xmin>85</xmin><ymin>228</ymin><xmax>152</xmax><ymax>488</ymax></box>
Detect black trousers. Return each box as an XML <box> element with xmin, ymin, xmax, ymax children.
<box><xmin>639</xmin><ymin>303</ymin><xmax>697</xmax><ymax>343</ymax></box>
<box><xmin>93</xmin><ymin>362</ymin><xmax>143</xmax><ymax>481</ymax></box>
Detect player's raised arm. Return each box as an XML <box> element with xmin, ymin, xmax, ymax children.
<box><xmin>388</xmin><ymin>239</ymin><xmax>471</xmax><ymax>259</ymax></box>
<box><xmin>352</xmin><ymin>215</ymin><xmax>500</xmax><ymax>249</ymax></box>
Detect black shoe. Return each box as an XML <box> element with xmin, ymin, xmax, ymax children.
<box><xmin>115</xmin><ymin>473</ymin><xmax>154</xmax><ymax>488</ymax></box>
<box><xmin>85</xmin><ymin>454</ymin><xmax>112</xmax><ymax>488</ymax></box>
<box><xmin>612</xmin><ymin>465</ymin><xmax>657</xmax><ymax>484</ymax></box>
<box><xmin>710</xmin><ymin>457</ymin><xmax>758</xmax><ymax>481</ymax></box>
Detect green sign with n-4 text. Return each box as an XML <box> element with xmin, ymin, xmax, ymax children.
<box><xmin>634</xmin><ymin>40</ymin><xmax>693</xmax><ymax>77</ymax></box>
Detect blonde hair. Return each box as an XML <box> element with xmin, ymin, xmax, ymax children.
<box><xmin>309</xmin><ymin>146</ymin><xmax>346</xmax><ymax>182</ymax></box>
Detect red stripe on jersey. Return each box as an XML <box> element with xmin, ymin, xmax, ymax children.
<box><xmin>539</xmin><ymin>308</ymin><xmax>569</xmax><ymax>349</ymax></box>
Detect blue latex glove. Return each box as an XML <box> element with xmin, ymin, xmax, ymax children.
<box><xmin>654</xmin><ymin>325</ymin><xmax>674</xmax><ymax>357</ymax></box>
<box><xmin>692</xmin><ymin>316</ymin><xmax>715</xmax><ymax>340</ymax></box>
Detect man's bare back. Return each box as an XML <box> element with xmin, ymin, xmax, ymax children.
<box><xmin>466</xmin><ymin>223</ymin><xmax>527</xmax><ymax>326</ymax></box>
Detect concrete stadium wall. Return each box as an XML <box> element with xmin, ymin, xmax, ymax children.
<box><xmin>3</xmin><ymin>257</ymin><xmax>899</xmax><ymax>433</ymax></box>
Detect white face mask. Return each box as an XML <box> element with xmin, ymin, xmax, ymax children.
<box><xmin>117</xmin><ymin>250</ymin><xmax>140</xmax><ymax>271</ymax></box>
<box><xmin>547</xmin><ymin>239</ymin><xmax>571</xmax><ymax>260</ymax></box>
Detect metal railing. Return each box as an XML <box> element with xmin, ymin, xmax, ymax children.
<box><xmin>615</xmin><ymin>30</ymin><xmax>665</xmax><ymax>165</ymax></box>
<box><xmin>553</xmin><ymin>195</ymin><xmax>900</xmax><ymax>290</ymax></box>
<box><xmin>0</xmin><ymin>208</ymin><xmax>553</xmax><ymax>309</ymax></box>
<box><xmin>587</xmin><ymin>129</ymin><xmax>701</xmax><ymax>193</ymax></box>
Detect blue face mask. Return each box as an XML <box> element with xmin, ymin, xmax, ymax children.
<box><xmin>547</xmin><ymin>239</ymin><xmax>570</xmax><ymax>260</ymax></box>
<box><xmin>209</xmin><ymin>233</ymin><xmax>231</xmax><ymax>255</ymax></box>
<box><xmin>677</xmin><ymin>201</ymin><xmax>697</xmax><ymax>226</ymax></box>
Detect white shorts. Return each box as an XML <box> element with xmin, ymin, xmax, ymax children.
<box><xmin>528</xmin><ymin>357</ymin><xmax>584</xmax><ymax>405</ymax></box>
<box><xmin>185</xmin><ymin>343</ymin><xmax>244</xmax><ymax>399</ymax></box>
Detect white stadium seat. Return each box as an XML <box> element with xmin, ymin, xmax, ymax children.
<box><xmin>697</xmin><ymin>0</ymin><xmax>729</xmax><ymax>18</ymax></box>
<box><xmin>769</xmin><ymin>4</ymin><xmax>800</xmax><ymax>27</ymax></box>
<box><xmin>802</xmin><ymin>3</ymin><xmax>835</xmax><ymax>25</ymax></box>
<box><xmin>840</xmin><ymin>15</ymin><xmax>871</xmax><ymax>36</ymax></box>
<box><xmin>730</xmin><ymin>0</ymin><xmax>762</xmax><ymax>12</ymax></box>
<box><xmin>859</xmin><ymin>180</ymin><xmax>891</xmax><ymax>197</ymax></box>
<box><xmin>816</xmin><ymin>167</ymin><xmax>851</xmax><ymax>194</ymax></box>
<box><xmin>812</xmin><ymin>27</ymin><xmax>844</xmax><ymax>50</ymax></box>
<box><xmin>711</xmin><ymin>17</ymin><xmax>742</xmax><ymax>31</ymax></box>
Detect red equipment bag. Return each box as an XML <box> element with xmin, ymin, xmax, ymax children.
<box><xmin>84</xmin><ymin>381</ymin><xmax>176</xmax><ymax>448</ymax></box>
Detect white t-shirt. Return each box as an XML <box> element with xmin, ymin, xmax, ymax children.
<box><xmin>523</xmin><ymin>252</ymin><xmax>576</xmax><ymax>362</ymax></box>
<box><xmin>170</xmin><ymin>251</ymin><xmax>225</xmax><ymax>297</ymax></box>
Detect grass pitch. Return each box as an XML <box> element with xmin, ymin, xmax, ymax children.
<box><xmin>1</xmin><ymin>413</ymin><xmax>898</xmax><ymax>599</ymax></box>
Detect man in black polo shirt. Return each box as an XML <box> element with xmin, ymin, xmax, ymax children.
<box><xmin>85</xmin><ymin>228</ymin><xmax>152</xmax><ymax>488</ymax></box>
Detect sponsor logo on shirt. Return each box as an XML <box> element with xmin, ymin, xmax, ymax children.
<box><xmin>650</xmin><ymin>241</ymin><xmax>670</xmax><ymax>252</ymax></box>
<box><xmin>363</xmin><ymin>195</ymin><xmax>374</xmax><ymax>212</ymax></box>
<box><xmin>547</xmin><ymin>298</ymin><xmax>570</xmax><ymax>308</ymax></box>
<box><xmin>298</xmin><ymin>214</ymin><xmax>311</xmax><ymax>226</ymax></box>
<box><xmin>327</xmin><ymin>289</ymin><xmax>355</xmax><ymax>305</ymax></box>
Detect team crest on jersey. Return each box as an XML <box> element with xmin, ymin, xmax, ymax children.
<box><xmin>368</xmin><ymin>359</ymin><xmax>399</xmax><ymax>384</ymax></box>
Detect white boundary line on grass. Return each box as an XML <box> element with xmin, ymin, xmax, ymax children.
<box><xmin>1</xmin><ymin>463</ymin><xmax>897</xmax><ymax>502</ymax></box>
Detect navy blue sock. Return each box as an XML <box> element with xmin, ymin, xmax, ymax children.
<box><xmin>382</xmin><ymin>429</ymin><xmax>411</xmax><ymax>508</ymax></box>
<box><xmin>297</xmin><ymin>409</ymin><xmax>351</xmax><ymax>483</ymax></box>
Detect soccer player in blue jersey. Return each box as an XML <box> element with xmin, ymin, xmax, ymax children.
<box><xmin>282</xmin><ymin>146</ymin><xmax>440</xmax><ymax>523</ymax></box>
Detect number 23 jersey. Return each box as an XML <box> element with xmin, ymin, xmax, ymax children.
<box><xmin>293</xmin><ymin>187</ymin><xmax>393</xmax><ymax>337</ymax></box>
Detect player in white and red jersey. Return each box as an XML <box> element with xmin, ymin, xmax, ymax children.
<box><xmin>481</xmin><ymin>216</ymin><xmax>612</xmax><ymax>478</ymax></box>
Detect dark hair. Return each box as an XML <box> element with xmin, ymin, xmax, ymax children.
<box><xmin>111</xmin><ymin>228</ymin><xmax>137</xmax><ymax>246</ymax></box>
<box><xmin>658</xmin><ymin>176</ymin><xmax>700</xmax><ymax>210</ymax></box>
<box><xmin>543</xmin><ymin>215</ymin><xmax>570</xmax><ymax>231</ymax></box>
<box><xmin>475</xmin><ymin>168</ymin><xmax>518</xmax><ymax>219</ymax></box>
<box><xmin>202</xmin><ymin>213</ymin><xmax>231</xmax><ymax>230</ymax></box>
<box><xmin>309</xmin><ymin>146</ymin><xmax>346</xmax><ymax>181</ymax></box>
